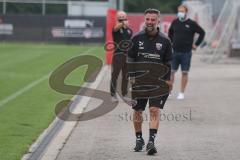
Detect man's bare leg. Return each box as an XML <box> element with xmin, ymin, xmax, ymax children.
<box><xmin>177</xmin><ymin>72</ymin><xmax>188</xmax><ymax>100</ymax></box>
<box><xmin>149</xmin><ymin>107</ymin><xmax>160</xmax><ymax>141</ymax></box>
<box><xmin>147</xmin><ymin>106</ymin><xmax>160</xmax><ymax>155</ymax></box>
<box><xmin>133</xmin><ymin>111</ymin><xmax>143</xmax><ymax>133</ymax></box>
<box><xmin>181</xmin><ymin>72</ymin><xmax>188</xmax><ymax>93</ymax></box>
<box><xmin>170</xmin><ymin>72</ymin><xmax>175</xmax><ymax>92</ymax></box>
<box><xmin>133</xmin><ymin>110</ymin><xmax>145</xmax><ymax>152</ymax></box>
<box><xmin>171</xmin><ymin>71</ymin><xmax>189</xmax><ymax>99</ymax></box>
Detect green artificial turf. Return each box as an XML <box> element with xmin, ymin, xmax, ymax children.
<box><xmin>0</xmin><ymin>42</ymin><xmax>105</xmax><ymax>160</ymax></box>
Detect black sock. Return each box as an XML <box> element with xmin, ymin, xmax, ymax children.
<box><xmin>149</xmin><ymin>129</ymin><xmax>157</xmax><ymax>143</ymax></box>
<box><xmin>136</xmin><ymin>132</ymin><xmax>142</xmax><ymax>140</ymax></box>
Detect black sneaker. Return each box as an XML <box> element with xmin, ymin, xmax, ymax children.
<box><xmin>134</xmin><ymin>138</ymin><xmax>145</xmax><ymax>152</ymax></box>
<box><xmin>146</xmin><ymin>141</ymin><xmax>157</xmax><ymax>155</ymax></box>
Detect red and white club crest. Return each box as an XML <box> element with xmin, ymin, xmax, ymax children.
<box><xmin>156</xmin><ymin>43</ymin><xmax>162</xmax><ymax>50</ymax></box>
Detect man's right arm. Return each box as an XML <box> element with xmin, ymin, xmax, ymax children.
<box><xmin>113</xmin><ymin>22</ymin><xmax>124</xmax><ymax>32</ymax></box>
<box><xmin>127</xmin><ymin>36</ymin><xmax>137</xmax><ymax>80</ymax></box>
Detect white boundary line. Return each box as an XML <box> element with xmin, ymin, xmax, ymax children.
<box><xmin>38</xmin><ymin>65</ymin><xmax>108</xmax><ymax>160</ymax></box>
<box><xmin>21</xmin><ymin>46</ymin><xmax>108</xmax><ymax>160</ymax></box>
<box><xmin>0</xmin><ymin>47</ymin><xmax>97</xmax><ymax>109</ymax></box>
<box><xmin>0</xmin><ymin>74</ymin><xmax>49</xmax><ymax>108</ymax></box>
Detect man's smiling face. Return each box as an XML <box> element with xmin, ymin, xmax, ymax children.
<box><xmin>145</xmin><ymin>13</ymin><xmax>159</xmax><ymax>32</ymax></box>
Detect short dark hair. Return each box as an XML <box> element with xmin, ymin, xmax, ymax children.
<box><xmin>144</xmin><ymin>8</ymin><xmax>160</xmax><ymax>16</ymax></box>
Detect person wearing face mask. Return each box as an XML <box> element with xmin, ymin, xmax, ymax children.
<box><xmin>110</xmin><ymin>11</ymin><xmax>133</xmax><ymax>102</ymax></box>
<box><xmin>168</xmin><ymin>5</ymin><xmax>205</xmax><ymax>100</ymax></box>
<box><xmin>128</xmin><ymin>8</ymin><xmax>172</xmax><ymax>155</ymax></box>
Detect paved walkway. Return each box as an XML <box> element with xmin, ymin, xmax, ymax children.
<box><xmin>44</xmin><ymin>54</ymin><xmax>240</xmax><ymax>160</ymax></box>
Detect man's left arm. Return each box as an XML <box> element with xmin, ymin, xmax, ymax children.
<box><xmin>163</xmin><ymin>39</ymin><xmax>173</xmax><ymax>90</ymax></box>
<box><xmin>194</xmin><ymin>22</ymin><xmax>206</xmax><ymax>48</ymax></box>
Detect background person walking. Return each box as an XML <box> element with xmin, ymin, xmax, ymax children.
<box><xmin>168</xmin><ymin>5</ymin><xmax>205</xmax><ymax>100</ymax></box>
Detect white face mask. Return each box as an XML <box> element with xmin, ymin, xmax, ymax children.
<box><xmin>177</xmin><ymin>12</ymin><xmax>186</xmax><ymax>21</ymax></box>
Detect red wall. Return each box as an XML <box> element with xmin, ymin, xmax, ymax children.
<box><xmin>105</xmin><ymin>11</ymin><xmax>176</xmax><ymax>64</ymax></box>
<box><xmin>128</xmin><ymin>14</ymin><xmax>176</xmax><ymax>35</ymax></box>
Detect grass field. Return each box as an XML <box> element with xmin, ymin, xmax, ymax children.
<box><xmin>0</xmin><ymin>42</ymin><xmax>105</xmax><ymax>160</ymax></box>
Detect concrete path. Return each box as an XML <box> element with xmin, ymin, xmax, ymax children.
<box><xmin>44</xmin><ymin>54</ymin><xmax>240</xmax><ymax>160</ymax></box>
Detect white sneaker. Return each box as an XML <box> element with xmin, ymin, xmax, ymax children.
<box><xmin>177</xmin><ymin>93</ymin><xmax>185</xmax><ymax>100</ymax></box>
<box><xmin>122</xmin><ymin>96</ymin><xmax>131</xmax><ymax>102</ymax></box>
<box><xmin>168</xmin><ymin>93</ymin><xmax>172</xmax><ymax>99</ymax></box>
<box><xmin>111</xmin><ymin>95</ymin><xmax>118</xmax><ymax>102</ymax></box>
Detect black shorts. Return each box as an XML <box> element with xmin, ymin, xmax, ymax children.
<box><xmin>132</xmin><ymin>94</ymin><xmax>169</xmax><ymax>111</ymax></box>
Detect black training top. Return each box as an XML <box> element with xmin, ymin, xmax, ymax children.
<box><xmin>168</xmin><ymin>18</ymin><xmax>205</xmax><ymax>52</ymax></box>
<box><xmin>112</xmin><ymin>27</ymin><xmax>133</xmax><ymax>53</ymax></box>
<box><xmin>128</xmin><ymin>29</ymin><xmax>172</xmax><ymax>80</ymax></box>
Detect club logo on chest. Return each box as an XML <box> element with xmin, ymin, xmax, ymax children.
<box><xmin>156</xmin><ymin>43</ymin><xmax>162</xmax><ymax>50</ymax></box>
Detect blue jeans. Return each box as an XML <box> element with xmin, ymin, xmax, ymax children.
<box><xmin>171</xmin><ymin>51</ymin><xmax>192</xmax><ymax>73</ymax></box>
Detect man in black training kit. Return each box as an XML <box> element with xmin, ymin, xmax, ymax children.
<box><xmin>110</xmin><ymin>11</ymin><xmax>133</xmax><ymax>102</ymax></box>
<box><xmin>128</xmin><ymin>9</ymin><xmax>172</xmax><ymax>155</ymax></box>
<box><xmin>168</xmin><ymin>5</ymin><xmax>205</xmax><ymax>100</ymax></box>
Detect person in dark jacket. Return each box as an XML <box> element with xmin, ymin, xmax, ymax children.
<box><xmin>128</xmin><ymin>8</ymin><xmax>172</xmax><ymax>155</ymax></box>
<box><xmin>168</xmin><ymin>5</ymin><xmax>205</xmax><ymax>100</ymax></box>
<box><xmin>110</xmin><ymin>11</ymin><xmax>133</xmax><ymax>102</ymax></box>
